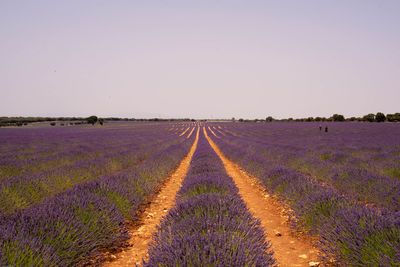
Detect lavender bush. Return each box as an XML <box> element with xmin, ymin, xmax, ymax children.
<box><xmin>207</xmin><ymin>122</ymin><xmax>400</xmax><ymax>265</ymax></box>
<box><xmin>145</xmin><ymin>129</ymin><xmax>275</xmax><ymax>266</ymax></box>
<box><xmin>0</xmin><ymin>122</ymin><xmax>187</xmax><ymax>214</ymax></box>
<box><xmin>0</xmin><ymin>122</ymin><xmax>195</xmax><ymax>265</ymax></box>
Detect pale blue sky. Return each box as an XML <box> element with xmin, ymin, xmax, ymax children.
<box><xmin>1</xmin><ymin>1</ymin><xmax>399</xmax><ymax>119</ymax></box>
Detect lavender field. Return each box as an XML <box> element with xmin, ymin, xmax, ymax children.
<box><xmin>207</xmin><ymin>122</ymin><xmax>400</xmax><ymax>265</ymax></box>
<box><xmin>3</xmin><ymin>0</ymin><xmax>400</xmax><ymax>264</ymax></box>
<box><xmin>1</xmin><ymin>121</ymin><xmax>399</xmax><ymax>266</ymax></box>
<box><xmin>145</xmin><ymin>129</ymin><xmax>275</xmax><ymax>266</ymax></box>
<box><xmin>0</xmin><ymin>122</ymin><xmax>195</xmax><ymax>265</ymax></box>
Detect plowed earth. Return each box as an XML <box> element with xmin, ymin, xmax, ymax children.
<box><xmin>103</xmin><ymin>127</ymin><xmax>199</xmax><ymax>266</ymax></box>
<box><xmin>99</xmin><ymin>126</ymin><xmax>322</xmax><ymax>266</ymax></box>
<box><xmin>204</xmin><ymin>127</ymin><xmax>321</xmax><ymax>267</ymax></box>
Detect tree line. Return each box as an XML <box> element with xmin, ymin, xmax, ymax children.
<box><xmin>0</xmin><ymin>116</ymin><xmax>196</xmax><ymax>127</ymax></box>
<box><xmin>1</xmin><ymin>112</ymin><xmax>399</xmax><ymax>127</ymax></box>
<box><xmin>234</xmin><ymin>112</ymin><xmax>400</xmax><ymax>123</ymax></box>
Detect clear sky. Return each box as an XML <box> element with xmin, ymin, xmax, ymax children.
<box><xmin>1</xmin><ymin>1</ymin><xmax>399</xmax><ymax>119</ymax></box>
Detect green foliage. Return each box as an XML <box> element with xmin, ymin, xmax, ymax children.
<box><xmin>86</xmin><ymin>116</ymin><xmax>98</xmax><ymax>125</ymax></box>
<box><xmin>386</xmin><ymin>113</ymin><xmax>400</xmax><ymax>122</ymax></box>
<box><xmin>301</xmin><ymin>197</ymin><xmax>343</xmax><ymax>232</ymax></box>
<box><xmin>375</xmin><ymin>112</ymin><xmax>386</xmax><ymax>122</ymax></box>
<box><xmin>320</xmin><ymin>153</ymin><xmax>331</xmax><ymax>161</ymax></box>
<box><xmin>347</xmin><ymin>117</ymin><xmax>357</xmax><ymax>121</ymax></box>
<box><xmin>383</xmin><ymin>167</ymin><xmax>400</xmax><ymax>178</ymax></box>
<box><xmin>182</xmin><ymin>185</ymin><xmax>229</xmax><ymax>200</ymax></box>
<box><xmin>325</xmin><ymin>213</ymin><xmax>400</xmax><ymax>266</ymax></box>
<box><xmin>332</xmin><ymin>114</ymin><xmax>345</xmax><ymax>121</ymax></box>
<box><xmin>363</xmin><ymin>113</ymin><xmax>375</xmax><ymax>122</ymax></box>
<box><xmin>2</xmin><ymin>241</ymin><xmax>43</xmax><ymax>267</ymax></box>
<box><xmin>103</xmin><ymin>191</ymin><xmax>131</xmax><ymax>217</ymax></box>
<box><xmin>266</xmin><ymin>116</ymin><xmax>274</xmax><ymax>122</ymax></box>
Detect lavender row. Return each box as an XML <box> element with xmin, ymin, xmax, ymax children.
<box><xmin>0</xmin><ymin>123</ymin><xmax>171</xmax><ymax>172</ymax></box>
<box><xmin>0</xmin><ymin>127</ymin><xmax>195</xmax><ymax>266</ymax></box>
<box><xmin>211</xmin><ymin>122</ymin><xmax>400</xmax><ymax>212</ymax></box>
<box><xmin>145</xmin><ymin>129</ymin><xmax>275</xmax><ymax>266</ymax></box>
<box><xmin>0</xmin><ymin>123</ymin><xmax>179</xmax><ymax>178</ymax></box>
<box><xmin>207</xmin><ymin>125</ymin><xmax>400</xmax><ymax>265</ymax></box>
<box><xmin>214</xmin><ymin>122</ymin><xmax>400</xmax><ymax>179</ymax></box>
<box><xmin>0</xmin><ymin>123</ymin><xmax>186</xmax><ymax>214</ymax></box>
<box><xmin>0</xmin><ymin>122</ymin><xmax>198</xmax><ymax>187</ymax></box>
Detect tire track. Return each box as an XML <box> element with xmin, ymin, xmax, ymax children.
<box><xmin>105</xmin><ymin>127</ymin><xmax>199</xmax><ymax>266</ymax></box>
<box><xmin>179</xmin><ymin>127</ymin><xmax>190</xmax><ymax>136</ymax></box>
<box><xmin>204</xmin><ymin>127</ymin><xmax>320</xmax><ymax>267</ymax></box>
<box><xmin>186</xmin><ymin>127</ymin><xmax>195</xmax><ymax>139</ymax></box>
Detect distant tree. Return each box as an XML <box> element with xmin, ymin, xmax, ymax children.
<box><xmin>363</xmin><ymin>113</ymin><xmax>375</xmax><ymax>122</ymax></box>
<box><xmin>266</xmin><ymin>116</ymin><xmax>274</xmax><ymax>122</ymax></box>
<box><xmin>238</xmin><ymin>118</ymin><xmax>244</xmax><ymax>122</ymax></box>
<box><xmin>287</xmin><ymin>118</ymin><xmax>293</xmax><ymax>121</ymax></box>
<box><xmin>348</xmin><ymin>117</ymin><xmax>357</xmax><ymax>121</ymax></box>
<box><xmin>232</xmin><ymin>117</ymin><xmax>235</xmax><ymax>121</ymax></box>
<box><xmin>50</xmin><ymin>122</ymin><xmax>56</xmax><ymax>126</ymax></box>
<box><xmin>98</xmin><ymin>118</ymin><xmax>104</xmax><ymax>125</ymax></box>
<box><xmin>387</xmin><ymin>113</ymin><xmax>400</xmax><ymax>122</ymax></box>
<box><xmin>375</xmin><ymin>112</ymin><xmax>386</xmax><ymax>122</ymax></box>
<box><xmin>315</xmin><ymin>117</ymin><xmax>322</xmax><ymax>121</ymax></box>
<box><xmin>306</xmin><ymin>117</ymin><xmax>314</xmax><ymax>122</ymax></box>
<box><xmin>87</xmin><ymin>116</ymin><xmax>98</xmax><ymax>125</ymax></box>
<box><xmin>332</xmin><ymin>114</ymin><xmax>345</xmax><ymax>121</ymax></box>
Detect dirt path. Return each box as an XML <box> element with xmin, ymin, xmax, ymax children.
<box><xmin>104</xmin><ymin>127</ymin><xmax>199</xmax><ymax>266</ymax></box>
<box><xmin>179</xmin><ymin>127</ymin><xmax>190</xmax><ymax>136</ymax></box>
<box><xmin>204</xmin><ymin>127</ymin><xmax>320</xmax><ymax>267</ymax></box>
<box><xmin>213</xmin><ymin>127</ymin><xmax>226</xmax><ymax>136</ymax></box>
<box><xmin>186</xmin><ymin>127</ymin><xmax>195</xmax><ymax>139</ymax></box>
<box><xmin>207</xmin><ymin>126</ymin><xmax>220</xmax><ymax>138</ymax></box>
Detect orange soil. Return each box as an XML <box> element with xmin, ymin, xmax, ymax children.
<box><xmin>223</xmin><ymin>129</ymin><xmax>241</xmax><ymax>137</ymax></box>
<box><xmin>204</xmin><ymin>127</ymin><xmax>321</xmax><ymax>267</ymax></box>
<box><xmin>207</xmin><ymin>126</ymin><xmax>220</xmax><ymax>138</ymax></box>
<box><xmin>214</xmin><ymin>127</ymin><xmax>226</xmax><ymax>136</ymax></box>
<box><xmin>186</xmin><ymin>127</ymin><xmax>195</xmax><ymax>139</ymax></box>
<box><xmin>104</xmin><ymin>127</ymin><xmax>199</xmax><ymax>266</ymax></box>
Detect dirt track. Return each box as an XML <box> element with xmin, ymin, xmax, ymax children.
<box><xmin>204</xmin><ymin>127</ymin><xmax>320</xmax><ymax>267</ymax></box>
<box><xmin>104</xmin><ymin>126</ymin><xmax>320</xmax><ymax>266</ymax></box>
<box><xmin>104</xmin><ymin>127</ymin><xmax>199</xmax><ymax>266</ymax></box>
